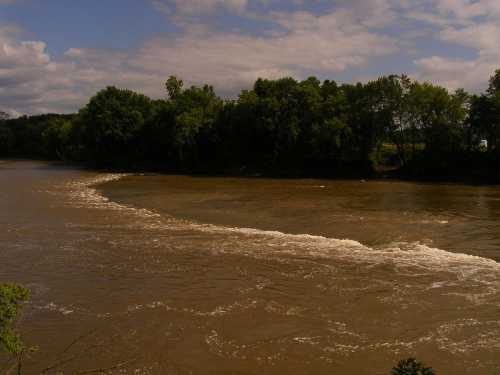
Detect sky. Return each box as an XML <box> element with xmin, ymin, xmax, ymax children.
<box><xmin>1</xmin><ymin>0</ymin><xmax>500</xmax><ymax>115</ymax></box>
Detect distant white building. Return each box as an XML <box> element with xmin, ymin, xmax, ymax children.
<box><xmin>480</xmin><ymin>139</ymin><xmax>488</xmax><ymax>148</ymax></box>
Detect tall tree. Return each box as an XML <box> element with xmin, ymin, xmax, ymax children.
<box><xmin>164</xmin><ymin>77</ymin><xmax>223</xmax><ymax>168</ymax></box>
<box><xmin>75</xmin><ymin>86</ymin><xmax>154</xmax><ymax>165</ymax></box>
<box><xmin>487</xmin><ymin>69</ymin><xmax>500</xmax><ymax>96</ymax></box>
<box><xmin>364</xmin><ymin>75</ymin><xmax>413</xmax><ymax>166</ymax></box>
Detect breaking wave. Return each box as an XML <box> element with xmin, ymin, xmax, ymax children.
<box><xmin>60</xmin><ymin>173</ymin><xmax>500</xmax><ymax>291</ymax></box>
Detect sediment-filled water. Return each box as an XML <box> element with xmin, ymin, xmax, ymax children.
<box><xmin>1</xmin><ymin>160</ymin><xmax>499</xmax><ymax>374</ymax></box>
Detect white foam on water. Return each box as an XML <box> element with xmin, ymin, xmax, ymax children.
<box><xmin>194</xmin><ymin>223</ymin><xmax>500</xmax><ymax>282</ymax></box>
<box><xmin>123</xmin><ymin>298</ymin><xmax>258</xmax><ymax>318</ymax></box>
<box><xmin>60</xmin><ymin>173</ymin><xmax>164</xmax><ymax>221</ymax></box>
<box><xmin>47</xmin><ymin>172</ymin><xmax>500</xmax><ymax>366</ymax></box>
<box><xmin>61</xmin><ymin>173</ymin><xmax>500</xmax><ymax>294</ymax></box>
<box><xmin>36</xmin><ymin>302</ymin><xmax>75</xmax><ymax>315</ymax></box>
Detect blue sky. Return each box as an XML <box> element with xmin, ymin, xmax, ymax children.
<box><xmin>1</xmin><ymin>0</ymin><xmax>500</xmax><ymax>114</ymax></box>
<box><xmin>0</xmin><ymin>0</ymin><xmax>172</xmax><ymax>55</ymax></box>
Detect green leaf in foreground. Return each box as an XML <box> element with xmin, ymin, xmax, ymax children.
<box><xmin>0</xmin><ymin>283</ymin><xmax>29</xmax><ymax>355</ymax></box>
<box><xmin>391</xmin><ymin>358</ymin><xmax>435</xmax><ymax>375</ymax></box>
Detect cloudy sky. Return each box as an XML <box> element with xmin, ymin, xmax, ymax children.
<box><xmin>1</xmin><ymin>0</ymin><xmax>500</xmax><ymax>115</ymax></box>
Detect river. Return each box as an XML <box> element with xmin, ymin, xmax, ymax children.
<box><xmin>1</xmin><ymin>160</ymin><xmax>499</xmax><ymax>374</ymax></box>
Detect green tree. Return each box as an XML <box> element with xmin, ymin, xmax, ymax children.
<box><xmin>310</xmin><ymin>82</ymin><xmax>352</xmax><ymax>170</ymax></box>
<box><xmin>0</xmin><ymin>111</ymin><xmax>13</xmax><ymax>156</ymax></box>
<box><xmin>469</xmin><ymin>70</ymin><xmax>500</xmax><ymax>153</ymax></box>
<box><xmin>75</xmin><ymin>87</ymin><xmax>154</xmax><ymax>165</ymax></box>
<box><xmin>42</xmin><ymin>119</ymin><xmax>74</xmax><ymax>160</ymax></box>
<box><xmin>469</xmin><ymin>95</ymin><xmax>500</xmax><ymax>151</ymax></box>
<box><xmin>250</xmin><ymin>77</ymin><xmax>300</xmax><ymax>166</ymax></box>
<box><xmin>166</xmin><ymin>76</ymin><xmax>184</xmax><ymax>100</ymax></box>
<box><xmin>0</xmin><ymin>127</ymin><xmax>14</xmax><ymax>157</ymax></box>
<box><xmin>164</xmin><ymin>77</ymin><xmax>223</xmax><ymax>168</ymax></box>
<box><xmin>487</xmin><ymin>69</ymin><xmax>500</xmax><ymax>96</ymax></box>
<box><xmin>363</xmin><ymin>75</ymin><xmax>413</xmax><ymax>166</ymax></box>
<box><xmin>341</xmin><ymin>82</ymin><xmax>382</xmax><ymax>172</ymax></box>
<box><xmin>391</xmin><ymin>358</ymin><xmax>435</xmax><ymax>375</ymax></box>
<box><xmin>6</xmin><ymin>71</ymin><xmax>500</xmax><ymax>181</ymax></box>
<box><xmin>407</xmin><ymin>82</ymin><xmax>467</xmax><ymax>156</ymax></box>
<box><xmin>0</xmin><ymin>284</ymin><xmax>29</xmax><ymax>355</ymax></box>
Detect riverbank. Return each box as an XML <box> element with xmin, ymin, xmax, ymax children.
<box><xmin>3</xmin><ymin>72</ymin><xmax>500</xmax><ymax>190</ymax></box>
<box><xmin>5</xmin><ymin>156</ymin><xmax>499</xmax><ymax>189</ymax></box>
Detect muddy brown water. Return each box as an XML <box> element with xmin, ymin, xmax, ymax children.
<box><xmin>1</xmin><ymin>160</ymin><xmax>500</xmax><ymax>374</ymax></box>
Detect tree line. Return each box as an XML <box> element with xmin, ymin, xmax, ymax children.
<box><xmin>2</xmin><ymin>71</ymin><xmax>500</xmax><ymax>181</ymax></box>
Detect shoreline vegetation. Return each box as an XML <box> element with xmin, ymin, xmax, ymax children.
<box><xmin>2</xmin><ymin>72</ymin><xmax>500</xmax><ymax>183</ymax></box>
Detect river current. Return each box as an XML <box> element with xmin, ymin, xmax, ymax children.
<box><xmin>1</xmin><ymin>160</ymin><xmax>499</xmax><ymax>374</ymax></box>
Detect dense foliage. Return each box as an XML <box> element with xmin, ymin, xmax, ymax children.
<box><xmin>391</xmin><ymin>358</ymin><xmax>435</xmax><ymax>375</ymax></box>
<box><xmin>0</xmin><ymin>284</ymin><xmax>29</xmax><ymax>355</ymax></box>
<box><xmin>0</xmin><ymin>113</ymin><xmax>74</xmax><ymax>159</ymax></box>
<box><xmin>2</xmin><ymin>71</ymin><xmax>500</xmax><ymax>181</ymax></box>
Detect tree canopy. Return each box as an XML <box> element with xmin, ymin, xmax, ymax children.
<box><xmin>2</xmin><ymin>70</ymin><xmax>500</xmax><ymax>181</ymax></box>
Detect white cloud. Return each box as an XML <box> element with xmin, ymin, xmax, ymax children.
<box><xmin>410</xmin><ymin>0</ymin><xmax>500</xmax><ymax>91</ymax></box>
<box><xmin>151</xmin><ymin>0</ymin><xmax>248</xmax><ymax>16</ymax></box>
<box><xmin>5</xmin><ymin>0</ymin><xmax>500</xmax><ymax>114</ymax></box>
<box><xmin>414</xmin><ymin>56</ymin><xmax>480</xmax><ymax>90</ymax></box>
<box><xmin>0</xmin><ymin>4</ymin><xmax>399</xmax><ymax>114</ymax></box>
<box><xmin>440</xmin><ymin>22</ymin><xmax>500</xmax><ymax>54</ymax></box>
<box><xmin>0</xmin><ymin>26</ymin><xmax>163</xmax><ymax>114</ymax></box>
<box><xmin>433</xmin><ymin>0</ymin><xmax>500</xmax><ymax>21</ymax></box>
<box><xmin>131</xmin><ymin>8</ymin><xmax>396</xmax><ymax>89</ymax></box>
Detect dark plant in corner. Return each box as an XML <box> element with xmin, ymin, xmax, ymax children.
<box><xmin>0</xmin><ymin>283</ymin><xmax>30</xmax><ymax>374</ymax></box>
<box><xmin>392</xmin><ymin>358</ymin><xmax>435</xmax><ymax>375</ymax></box>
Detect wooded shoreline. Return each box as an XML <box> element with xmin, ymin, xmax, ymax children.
<box><xmin>2</xmin><ymin>71</ymin><xmax>500</xmax><ymax>184</ymax></box>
